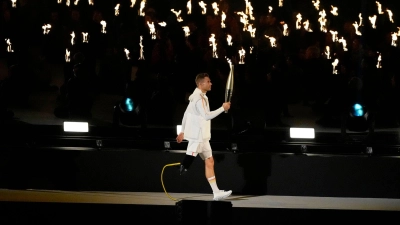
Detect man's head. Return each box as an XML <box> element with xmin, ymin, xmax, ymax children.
<box><xmin>195</xmin><ymin>73</ymin><xmax>212</xmax><ymax>92</ymax></box>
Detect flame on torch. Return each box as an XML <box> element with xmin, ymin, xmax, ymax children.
<box><xmin>130</xmin><ymin>0</ymin><xmax>136</xmax><ymax>8</ymax></box>
<box><xmin>332</xmin><ymin>58</ymin><xmax>339</xmax><ymax>74</ymax></box>
<box><xmin>5</xmin><ymin>38</ymin><xmax>13</xmax><ymax>52</ymax></box>
<box><xmin>250</xmin><ymin>46</ymin><xmax>254</xmax><ymax>54</ymax></box>
<box><xmin>158</xmin><ymin>22</ymin><xmax>166</xmax><ymax>27</ymax></box>
<box><xmin>387</xmin><ymin>9</ymin><xmax>394</xmax><ymax>23</ymax></box>
<box><xmin>100</xmin><ymin>20</ymin><xmax>106</xmax><ymax>33</ymax></box>
<box><xmin>376</xmin><ymin>52</ymin><xmax>382</xmax><ymax>68</ymax></box>
<box><xmin>124</xmin><ymin>48</ymin><xmax>130</xmax><ymax>60</ymax></box>
<box><xmin>199</xmin><ymin>1</ymin><xmax>207</xmax><ymax>15</ymax></box>
<box><xmin>338</xmin><ymin>37</ymin><xmax>348</xmax><ymax>51</ymax></box>
<box><xmin>265</xmin><ymin>35</ymin><xmax>277</xmax><ymax>47</ymax></box>
<box><xmin>11</xmin><ymin>0</ymin><xmax>16</xmax><ymax>8</ymax></box>
<box><xmin>236</xmin><ymin>12</ymin><xmax>249</xmax><ymax>31</ymax></box>
<box><xmin>183</xmin><ymin>26</ymin><xmax>190</xmax><ymax>37</ymax></box>
<box><xmin>303</xmin><ymin>20</ymin><xmax>313</xmax><ymax>32</ymax></box>
<box><xmin>212</xmin><ymin>2</ymin><xmax>219</xmax><ymax>16</ymax></box>
<box><xmin>139</xmin><ymin>0</ymin><xmax>146</xmax><ymax>16</ymax></box>
<box><xmin>58</xmin><ymin>0</ymin><xmax>62</xmax><ymax>4</ymax></box>
<box><xmin>296</xmin><ymin>13</ymin><xmax>302</xmax><ymax>30</ymax></box>
<box><xmin>248</xmin><ymin>24</ymin><xmax>256</xmax><ymax>38</ymax></box>
<box><xmin>70</xmin><ymin>31</ymin><xmax>75</xmax><ymax>45</ymax></box>
<box><xmin>74</xmin><ymin>0</ymin><xmax>79</xmax><ymax>6</ymax></box>
<box><xmin>325</xmin><ymin>46</ymin><xmax>331</xmax><ymax>59</ymax></box>
<box><xmin>65</xmin><ymin>49</ymin><xmax>70</xmax><ymax>62</ymax></box>
<box><xmin>330</xmin><ymin>30</ymin><xmax>338</xmax><ymax>42</ymax></box>
<box><xmin>331</xmin><ymin>5</ymin><xmax>338</xmax><ymax>16</ymax></box>
<box><xmin>269</xmin><ymin>6</ymin><xmax>273</xmax><ymax>14</ymax></box>
<box><xmin>147</xmin><ymin>21</ymin><xmax>156</xmax><ymax>39</ymax></box>
<box><xmin>66</xmin><ymin>0</ymin><xmax>70</xmax><ymax>7</ymax></box>
<box><xmin>369</xmin><ymin>15</ymin><xmax>377</xmax><ymax>28</ymax></box>
<box><xmin>187</xmin><ymin>0</ymin><xmax>192</xmax><ymax>15</ymax></box>
<box><xmin>115</xmin><ymin>4</ymin><xmax>120</xmax><ymax>16</ymax></box>
<box><xmin>353</xmin><ymin>22</ymin><xmax>362</xmax><ymax>36</ymax></box>
<box><xmin>245</xmin><ymin>0</ymin><xmax>255</xmax><ymax>20</ymax></box>
<box><xmin>279</xmin><ymin>0</ymin><xmax>283</xmax><ymax>7</ymax></box>
<box><xmin>82</xmin><ymin>32</ymin><xmax>89</xmax><ymax>43</ymax></box>
<box><xmin>238</xmin><ymin>48</ymin><xmax>245</xmax><ymax>64</ymax></box>
<box><xmin>318</xmin><ymin>10</ymin><xmax>327</xmax><ymax>33</ymax></box>
<box><xmin>227</xmin><ymin>34</ymin><xmax>232</xmax><ymax>46</ymax></box>
<box><xmin>221</xmin><ymin>11</ymin><xmax>226</xmax><ymax>28</ymax></box>
<box><xmin>42</xmin><ymin>24</ymin><xmax>51</xmax><ymax>35</ymax></box>
<box><xmin>171</xmin><ymin>9</ymin><xmax>183</xmax><ymax>22</ymax></box>
<box><xmin>391</xmin><ymin>32</ymin><xmax>397</xmax><ymax>47</ymax></box>
<box><xmin>139</xmin><ymin>36</ymin><xmax>144</xmax><ymax>60</ymax></box>
<box><xmin>312</xmin><ymin>0</ymin><xmax>320</xmax><ymax>10</ymax></box>
<box><xmin>209</xmin><ymin>33</ymin><xmax>218</xmax><ymax>58</ymax></box>
<box><xmin>283</xmin><ymin>23</ymin><xmax>289</xmax><ymax>36</ymax></box>
<box><xmin>89</xmin><ymin>0</ymin><xmax>94</xmax><ymax>6</ymax></box>
<box><xmin>376</xmin><ymin>1</ymin><xmax>384</xmax><ymax>14</ymax></box>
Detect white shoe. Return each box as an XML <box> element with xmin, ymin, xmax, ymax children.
<box><xmin>213</xmin><ymin>190</ymin><xmax>232</xmax><ymax>201</ymax></box>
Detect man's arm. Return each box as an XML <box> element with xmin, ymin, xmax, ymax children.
<box><xmin>196</xmin><ymin>99</ymin><xmax>230</xmax><ymax>121</ymax></box>
<box><xmin>176</xmin><ymin>110</ymin><xmax>187</xmax><ymax>143</ymax></box>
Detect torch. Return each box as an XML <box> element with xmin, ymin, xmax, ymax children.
<box><xmin>225</xmin><ymin>58</ymin><xmax>234</xmax><ymax>113</ymax></box>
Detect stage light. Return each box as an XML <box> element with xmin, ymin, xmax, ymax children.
<box><xmin>164</xmin><ymin>141</ymin><xmax>171</xmax><ymax>149</ymax></box>
<box><xmin>176</xmin><ymin>125</ymin><xmax>182</xmax><ymax>135</ymax></box>
<box><xmin>351</xmin><ymin>103</ymin><xmax>365</xmax><ymax>117</ymax></box>
<box><xmin>63</xmin><ymin>121</ymin><xmax>89</xmax><ymax>132</ymax></box>
<box><xmin>290</xmin><ymin>128</ymin><xmax>315</xmax><ymax>139</ymax></box>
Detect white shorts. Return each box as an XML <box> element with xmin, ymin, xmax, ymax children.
<box><xmin>186</xmin><ymin>141</ymin><xmax>212</xmax><ymax>160</ymax></box>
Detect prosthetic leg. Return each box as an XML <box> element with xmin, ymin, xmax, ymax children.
<box><xmin>179</xmin><ymin>155</ymin><xmax>196</xmax><ymax>175</ymax></box>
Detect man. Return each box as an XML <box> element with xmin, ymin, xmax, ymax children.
<box><xmin>176</xmin><ymin>73</ymin><xmax>232</xmax><ymax>201</ymax></box>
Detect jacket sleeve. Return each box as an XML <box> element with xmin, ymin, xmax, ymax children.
<box><xmin>180</xmin><ymin>109</ymin><xmax>188</xmax><ymax>133</ymax></box>
<box><xmin>195</xmin><ymin>98</ymin><xmax>224</xmax><ymax>121</ymax></box>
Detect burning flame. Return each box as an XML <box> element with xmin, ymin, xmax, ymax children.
<box><xmin>209</xmin><ymin>33</ymin><xmax>218</xmax><ymax>58</ymax></box>
<box><xmin>238</xmin><ymin>48</ymin><xmax>245</xmax><ymax>64</ymax></box>
<box><xmin>130</xmin><ymin>0</ymin><xmax>136</xmax><ymax>8</ymax></box>
<box><xmin>376</xmin><ymin>52</ymin><xmax>382</xmax><ymax>68</ymax></box>
<box><xmin>100</xmin><ymin>20</ymin><xmax>106</xmax><ymax>33</ymax></box>
<box><xmin>221</xmin><ymin>11</ymin><xmax>226</xmax><ymax>28</ymax></box>
<box><xmin>279</xmin><ymin>0</ymin><xmax>283</xmax><ymax>7</ymax></box>
<box><xmin>187</xmin><ymin>0</ymin><xmax>192</xmax><ymax>15</ymax></box>
<box><xmin>331</xmin><ymin>5</ymin><xmax>338</xmax><ymax>16</ymax></box>
<box><xmin>250</xmin><ymin>46</ymin><xmax>254</xmax><ymax>54</ymax></box>
<box><xmin>312</xmin><ymin>0</ymin><xmax>320</xmax><ymax>10</ymax></box>
<box><xmin>387</xmin><ymin>9</ymin><xmax>394</xmax><ymax>23</ymax></box>
<box><xmin>147</xmin><ymin>21</ymin><xmax>156</xmax><ymax>39</ymax></box>
<box><xmin>115</xmin><ymin>4</ymin><xmax>120</xmax><ymax>16</ymax></box>
<box><xmin>269</xmin><ymin>6</ymin><xmax>273</xmax><ymax>14</ymax></box>
<box><xmin>358</xmin><ymin>13</ymin><xmax>363</xmax><ymax>26</ymax></box>
<box><xmin>283</xmin><ymin>23</ymin><xmax>289</xmax><ymax>36</ymax></box>
<box><xmin>332</xmin><ymin>58</ymin><xmax>339</xmax><ymax>74</ymax></box>
<box><xmin>5</xmin><ymin>38</ymin><xmax>13</xmax><ymax>52</ymax></box>
<box><xmin>70</xmin><ymin>31</ymin><xmax>75</xmax><ymax>45</ymax></box>
<box><xmin>330</xmin><ymin>30</ymin><xmax>338</xmax><ymax>42</ymax></box>
<box><xmin>171</xmin><ymin>9</ymin><xmax>183</xmax><ymax>22</ymax></box>
<box><xmin>89</xmin><ymin>0</ymin><xmax>94</xmax><ymax>5</ymax></box>
<box><xmin>376</xmin><ymin>1</ymin><xmax>384</xmax><ymax>14</ymax></box>
<box><xmin>353</xmin><ymin>22</ymin><xmax>362</xmax><ymax>36</ymax></box>
<box><xmin>303</xmin><ymin>20</ymin><xmax>312</xmax><ymax>32</ymax></box>
<box><xmin>296</xmin><ymin>13</ymin><xmax>302</xmax><ymax>30</ymax></box>
<box><xmin>369</xmin><ymin>15</ymin><xmax>377</xmax><ymax>28</ymax></box>
<box><xmin>66</xmin><ymin>0</ymin><xmax>70</xmax><ymax>7</ymax></box>
<box><xmin>58</xmin><ymin>0</ymin><xmax>62</xmax><ymax>3</ymax></box>
<box><xmin>183</xmin><ymin>26</ymin><xmax>190</xmax><ymax>37</ymax></box>
<box><xmin>11</xmin><ymin>0</ymin><xmax>16</xmax><ymax>8</ymax></box>
<box><xmin>324</xmin><ymin>46</ymin><xmax>331</xmax><ymax>59</ymax></box>
<box><xmin>139</xmin><ymin>36</ymin><xmax>145</xmax><ymax>60</ymax></box>
<box><xmin>82</xmin><ymin>32</ymin><xmax>89</xmax><ymax>43</ymax></box>
<box><xmin>65</xmin><ymin>48</ymin><xmax>70</xmax><ymax>62</ymax></box>
<box><xmin>391</xmin><ymin>32</ymin><xmax>397</xmax><ymax>47</ymax></box>
<box><xmin>158</xmin><ymin>22</ymin><xmax>166</xmax><ymax>27</ymax></box>
<box><xmin>245</xmin><ymin>0</ymin><xmax>255</xmax><ymax>20</ymax></box>
<box><xmin>124</xmin><ymin>48</ymin><xmax>130</xmax><ymax>60</ymax></box>
<box><xmin>265</xmin><ymin>35</ymin><xmax>277</xmax><ymax>47</ymax></box>
<box><xmin>318</xmin><ymin>10</ymin><xmax>327</xmax><ymax>33</ymax></box>
<box><xmin>236</xmin><ymin>12</ymin><xmax>249</xmax><ymax>31</ymax></box>
<box><xmin>42</xmin><ymin>24</ymin><xmax>51</xmax><ymax>35</ymax></box>
<box><xmin>248</xmin><ymin>24</ymin><xmax>256</xmax><ymax>38</ymax></box>
<box><xmin>227</xmin><ymin>34</ymin><xmax>232</xmax><ymax>46</ymax></box>
<box><xmin>139</xmin><ymin>0</ymin><xmax>146</xmax><ymax>16</ymax></box>
<box><xmin>212</xmin><ymin>2</ymin><xmax>219</xmax><ymax>16</ymax></box>
<box><xmin>74</xmin><ymin>0</ymin><xmax>79</xmax><ymax>6</ymax></box>
<box><xmin>338</xmin><ymin>37</ymin><xmax>348</xmax><ymax>51</ymax></box>
<box><xmin>199</xmin><ymin>1</ymin><xmax>207</xmax><ymax>15</ymax></box>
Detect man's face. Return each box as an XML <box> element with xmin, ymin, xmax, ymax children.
<box><xmin>199</xmin><ymin>77</ymin><xmax>212</xmax><ymax>92</ymax></box>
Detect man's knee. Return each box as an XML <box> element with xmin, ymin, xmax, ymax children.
<box><xmin>205</xmin><ymin>156</ymin><xmax>214</xmax><ymax>167</ymax></box>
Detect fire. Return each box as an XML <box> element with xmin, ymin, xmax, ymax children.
<box><xmin>82</xmin><ymin>32</ymin><xmax>89</xmax><ymax>43</ymax></box>
<box><xmin>312</xmin><ymin>0</ymin><xmax>320</xmax><ymax>10</ymax></box>
<box><xmin>187</xmin><ymin>0</ymin><xmax>192</xmax><ymax>15</ymax></box>
<box><xmin>369</xmin><ymin>15</ymin><xmax>377</xmax><ymax>28</ymax></box>
<box><xmin>397</xmin><ymin>27</ymin><xmax>400</xmax><ymax>36</ymax></box>
<box><xmin>353</xmin><ymin>22</ymin><xmax>362</xmax><ymax>36</ymax></box>
<box><xmin>248</xmin><ymin>24</ymin><xmax>256</xmax><ymax>38</ymax></box>
<box><xmin>387</xmin><ymin>9</ymin><xmax>394</xmax><ymax>23</ymax></box>
<box><xmin>238</xmin><ymin>47</ymin><xmax>245</xmax><ymax>64</ymax></box>
<box><xmin>330</xmin><ymin>30</ymin><xmax>338</xmax><ymax>42</ymax></box>
<box><xmin>245</xmin><ymin>0</ymin><xmax>255</xmax><ymax>20</ymax></box>
<box><xmin>236</xmin><ymin>12</ymin><xmax>249</xmax><ymax>31</ymax></box>
<box><xmin>338</xmin><ymin>37</ymin><xmax>348</xmax><ymax>51</ymax></box>
<box><xmin>376</xmin><ymin>52</ymin><xmax>382</xmax><ymax>68</ymax></box>
<box><xmin>376</xmin><ymin>1</ymin><xmax>384</xmax><ymax>14</ymax></box>
<box><xmin>303</xmin><ymin>20</ymin><xmax>312</xmax><ymax>32</ymax></box>
<box><xmin>139</xmin><ymin>36</ymin><xmax>145</xmax><ymax>60</ymax></box>
<box><xmin>89</xmin><ymin>0</ymin><xmax>94</xmax><ymax>5</ymax></box>
<box><xmin>182</xmin><ymin>26</ymin><xmax>190</xmax><ymax>37</ymax></box>
<box><xmin>391</xmin><ymin>32</ymin><xmax>397</xmax><ymax>47</ymax></box>
<box><xmin>221</xmin><ymin>11</ymin><xmax>226</xmax><ymax>28</ymax></box>
<box><xmin>171</xmin><ymin>9</ymin><xmax>183</xmax><ymax>22</ymax></box>
<box><xmin>296</xmin><ymin>13</ymin><xmax>302</xmax><ymax>30</ymax></box>
<box><xmin>139</xmin><ymin>0</ymin><xmax>146</xmax><ymax>16</ymax></box>
<box><xmin>227</xmin><ymin>34</ymin><xmax>232</xmax><ymax>46</ymax></box>
<box><xmin>147</xmin><ymin>21</ymin><xmax>156</xmax><ymax>39</ymax></box>
<box><xmin>212</xmin><ymin>2</ymin><xmax>219</xmax><ymax>16</ymax></box>
<box><xmin>199</xmin><ymin>1</ymin><xmax>207</xmax><ymax>15</ymax></box>
<box><xmin>100</xmin><ymin>20</ymin><xmax>107</xmax><ymax>33</ymax></box>
<box><xmin>318</xmin><ymin>9</ymin><xmax>327</xmax><ymax>32</ymax></box>
<box><xmin>74</xmin><ymin>0</ymin><xmax>79</xmax><ymax>6</ymax></box>
<box><xmin>209</xmin><ymin>33</ymin><xmax>218</xmax><ymax>58</ymax></box>
<box><xmin>65</xmin><ymin>48</ymin><xmax>70</xmax><ymax>62</ymax></box>
<box><xmin>70</xmin><ymin>31</ymin><xmax>75</xmax><ymax>45</ymax></box>
<box><xmin>283</xmin><ymin>23</ymin><xmax>289</xmax><ymax>36</ymax></box>
<box><xmin>42</xmin><ymin>24</ymin><xmax>51</xmax><ymax>35</ymax></box>
<box><xmin>332</xmin><ymin>58</ymin><xmax>339</xmax><ymax>74</ymax></box>
<box><xmin>58</xmin><ymin>0</ymin><xmax>62</xmax><ymax>3</ymax></box>
<box><xmin>269</xmin><ymin>6</ymin><xmax>273</xmax><ymax>14</ymax></box>
<box><xmin>324</xmin><ymin>46</ymin><xmax>331</xmax><ymax>59</ymax></box>
<box><xmin>250</xmin><ymin>46</ymin><xmax>254</xmax><ymax>54</ymax></box>
<box><xmin>115</xmin><ymin>4</ymin><xmax>120</xmax><ymax>16</ymax></box>
<box><xmin>11</xmin><ymin>0</ymin><xmax>16</xmax><ymax>8</ymax></box>
<box><xmin>66</xmin><ymin>0</ymin><xmax>70</xmax><ymax>7</ymax></box>
<box><xmin>124</xmin><ymin>48</ymin><xmax>130</xmax><ymax>60</ymax></box>
<box><xmin>358</xmin><ymin>13</ymin><xmax>363</xmax><ymax>26</ymax></box>
<box><xmin>265</xmin><ymin>35</ymin><xmax>277</xmax><ymax>47</ymax></box>
<box><xmin>5</xmin><ymin>38</ymin><xmax>14</xmax><ymax>52</ymax></box>
<box><xmin>130</xmin><ymin>0</ymin><xmax>136</xmax><ymax>8</ymax></box>
<box><xmin>331</xmin><ymin>5</ymin><xmax>338</xmax><ymax>16</ymax></box>
<box><xmin>279</xmin><ymin>0</ymin><xmax>283</xmax><ymax>7</ymax></box>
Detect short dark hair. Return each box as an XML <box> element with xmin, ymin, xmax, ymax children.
<box><xmin>195</xmin><ymin>73</ymin><xmax>209</xmax><ymax>86</ymax></box>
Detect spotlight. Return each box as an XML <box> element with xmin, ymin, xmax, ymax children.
<box><xmin>124</xmin><ymin>97</ymin><xmax>134</xmax><ymax>112</ymax></box>
<box><xmin>347</xmin><ymin>103</ymin><xmax>368</xmax><ymax>132</ymax></box>
<box><xmin>351</xmin><ymin>103</ymin><xmax>366</xmax><ymax>117</ymax></box>
<box><xmin>366</xmin><ymin>147</ymin><xmax>373</xmax><ymax>155</ymax></box>
<box><xmin>290</xmin><ymin>128</ymin><xmax>315</xmax><ymax>139</ymax></box>
<box><xmin>63</xmin><ymin>121</ymin><xmax>89</xmax><ymax>132</ymax></box>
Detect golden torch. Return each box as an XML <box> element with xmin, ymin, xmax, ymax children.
<box><xmin>225</xmin><ymin>58</ymin><xmax>234</xmax><ymax>113</ymax></box>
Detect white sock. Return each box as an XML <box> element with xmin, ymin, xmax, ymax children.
<box><xmin>207</xmin><ymin>176</ymin><xmax>220</xmax><ymax>193</ymax></box>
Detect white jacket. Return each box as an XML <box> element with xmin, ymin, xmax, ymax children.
<box><xmin>181</xmin><ymin>88</ymin><xmax>224</xmax><ymax>142</ymax></box>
